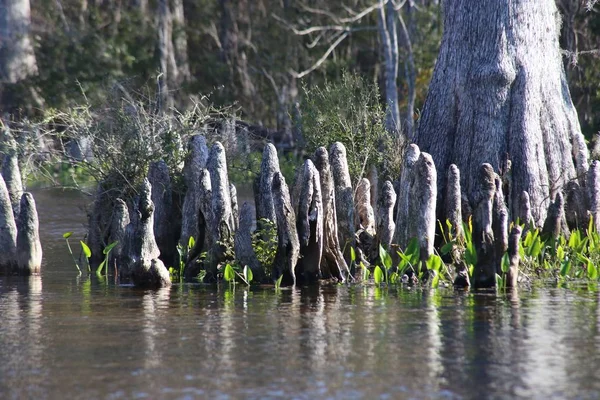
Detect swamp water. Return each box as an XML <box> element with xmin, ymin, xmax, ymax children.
<box><xmin>1</xmin><ymin>189</ymin><xmax>600</xmax><ymax>399</ymax></box>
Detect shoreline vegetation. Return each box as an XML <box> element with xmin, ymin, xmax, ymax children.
<box><xmin>1</xmin><ymin>76</ymin><xmax>599</xmax><ymax>290</ymax></box>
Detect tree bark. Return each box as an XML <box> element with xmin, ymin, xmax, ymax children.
<box><xmin>378</xmin><ymin>0</ymin><xmax>400</xmax><ymax>135</ymax></box>
<box><xmin>0</xmin><ymin>173</ymin><xmax>17</xmax><ymax>273</ymax></box>
<box><xmin>414</xmin><ymin>0</ymin><xmax>589</xmax><ymax>226</ymax></box>
<box><xmin>272</xmin><ymin>171</ymin><xmax>299</xmax><ymax>286</ymax></box>
<box><xmin>16</xmin><ymin>192</ymin><xmax>42</xmax><ymax>275</ymax></box>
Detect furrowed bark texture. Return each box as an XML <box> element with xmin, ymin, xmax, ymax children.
<box><xmin>542</xmin><ymin>192</ymin><xmax>567</xmax><ymax>240</ymax></box>
<box><xmin>256</xmin><ymin>143</ymin><xmax>280</xmax><ymax>224</ymax></box>
<box><xmin>329</xmin><ymin>142</ymin><xmax>355</xmax><ymax>265</ymax></box>
<box><xmin>16</xmin><ymin>192</ymin><xmax>41</xmax><ymax>275</ymax></box>
<box><xmin>109</xmin><ymin>198</ymin><xmax>129</xmax><ymax>269</ymax></box>
<box><xmin>445</xmin><ymin>164</ymin><xmax>464</xmax><ymax>241</ymax></box>
<box><xmin>377</xmin><ymin>180</ymin><xmax>396</xmax><ymax>250</ymax></box>
<box><xmin>587</xmin><ymin>161</ymin><xmax>600</xmax><ymax>232</ymax></box>
<box><xmin>506</xmin><ymin>225</ymin><xmax>522</xmax><ymax>289</ymax></box>
<box><xmin>472</xmin><ymin>164</ymin><xmax>497</xmax><ymax>289</ymax></box>
<box><xmin>492</xmin><ymin>176</ymin><xmax>508</xmax><ymax>276</ymax></box>
<box><xmin>121</xmin><ymin>179</ymin><xmax>171</xmax><ymax>288</ymax></box>
<box><xmin>415</xmin><ymin>0</ymin><xmax>588</xmax><ymax>226</ymax></box>
<box><xmin>394</xmin><ymin>144</ymin><xmax>420</xmax><ymax>249</ymax></box>
<box><xmin>229</xmin><ymin>183</ymin><xmax>238</xmax><ymax>233</ymax></box>
<box><xmin>518</xmin><ymin>191</ymin><xmax>534</xmax><ymax>229</ymax></box>
<box><xmin>180</xmin><ymin>135</ymin><xmax>209</xmax><ymax>248</ymax></box>
<box><xmin>272</xmin><ymin>172</ymin><xmax>299</xmax><ymax>286</ymax></box>
<box><xmin>1</xmin><ymin>134</ymin><xmax>23</xmax><ymax>220</ymax></box>
<box><xmin>295</xmin><ymin>160</ymin><xmax>323</xmax><ymax>284</ymax></box>
<box><xmin>0</xmin><ymin>173</ymin><xmax>17</xmax><ymax>273</ymax></box>
<box><xmin>314</xmin><ymin>147</ymin><xmax>350</xmax><ymax>281</ymax></box>
<box><xmin>184</xmin><ymin>169</ymin><xmax>212</xmax><ymax>280</ymax></box>
<box><xmin>564</xmin><ymin>182</ymin><xmax>588</xmax><ymax>231</ymax></box>
<box><xmin>355</xmin><ymin>178</ymin><xmax>376</xmax><ymax>236</ymax></box>
<box><xmin>205</xmin><ymin>142</ymin><xmax>233</xmax><ymax>282</ymax></box>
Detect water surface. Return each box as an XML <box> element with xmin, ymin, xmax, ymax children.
<box><xmin>1</xmin><ymin>189</ymin><xmax>599</xmax><ymax>399</ymax></box>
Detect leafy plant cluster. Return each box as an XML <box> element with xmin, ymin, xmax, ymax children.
<box><xmin>301</xmin><ymin>72</ymin><xmax>404</xmax><ymax>182</ymax></box>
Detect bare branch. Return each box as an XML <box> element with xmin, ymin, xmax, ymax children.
<box><xmin>290</xmin><ymin>32</ymin><xmax>349</xmax><ymax>78</ymax></box>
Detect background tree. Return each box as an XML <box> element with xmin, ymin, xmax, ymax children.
<box><xmin>414</xmin><ymin>0</ymin><xmax>589</xmax><ymax>225</ymax></box>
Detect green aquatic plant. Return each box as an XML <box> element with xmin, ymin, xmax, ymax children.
<box><xmin>252</xmin><ymin>218</ymin><xmax>278</xmax><ymax>279</ymax></box>
<box><xmin>96</xmin><ymin>241</ymin><xmax>118</xmax><ymax>278</ymax></box>
<box><xmin>170</xmin><ymin>236</ymin><xmax>196</xmax><ymax>282</ymax></box>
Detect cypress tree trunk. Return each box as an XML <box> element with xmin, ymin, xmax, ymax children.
<box><xmin>414</xmin><ymin>0</ymin><xmax>588</xmax><ymax>225</ymax></box>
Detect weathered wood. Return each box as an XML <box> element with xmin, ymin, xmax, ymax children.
<box><xmin>148</xmin><ymin>160</ymin><xmax>177</xmax><ymax>268</ymax></box>
<box><xmin>329</xmin><ymin>142</ymin><xmax>355</xmax><ymax>266</ymax></box>
<box><xmin>518</xmin><ymin>191</ymin><xmax>534</xmax><ymax>229</ymax></box>
<box><xmin>355</xmin><ymin>178</ymin><xmax>376</xmax><ymax>235</ymax></box>
<box><xmin>204</xmin><ymin>142</ymin><xmax>234</xmax><ymax>282</ymax></box>
<box><xmin>229</xmin><ymin>183</ymin><xmax>238</xmax><ymax>233</ymax></box>
<box><xmin>121</xmin><ymin>179</ymin><xmax>171</xmax><ymax>288</ymax></box>
<box><xmin>376</xmin><ymin>180</ymin><xmax>396</xmax><ymax>250</ymax></box>
<box><xmin>541</xmin><ymin>192</ymin><xmax>567</xmax><ymax>240</ymax></box>
<box><xmin>256</xmin><ymin>143</ymin><xmax>280</xmax><ymax>224</ymax></box>
<box><xmin>564</xmin><ymin>181</ymin><xmax>588</xmax><ymax>231</ymax></box>
<box><xmin>179</xmin><ymin>135</ymin><xmax>209</xmax><ymax>248</ymax></box>
<box><xmin>314</xmin><ymin>147</ymin><xmax>350</xmax><ymax>281</ymax></box>
<box><xmin>471</xmin><ymin>164</ymin><xmax>497</xmax><ymax>289</ymax></box>
<box><xmin>394</xmin><ymin>143</ymin><xmax>420</xmax><ymax>249</ymax></box>
<box><xmin>408</xmin><ymin>152</ymin><xmax>437</xmax><ymax>272</ymax></box>
<box><xmin>109</xmin><ymin>198</ymin><xmax>129</xmax><ymax>270</ymax></box>
<box><xmin>184</xmin><ymin>169</ymin><xmax>212</xmax><ymax>280</ymax></box>
<box><xmin>234</xmin><ymin>202</ymin><xmax>263</xmax><ymax>281</ymax></box>
<box><xmin>445</xmin><ymin>164</ymin><xmax>463</xmax><ymax>240</ymax></box>
<box><xmin>87</xmin><ymin>183</ymin><xmax>112</xmax><ymax>268</ymax></box>
<box><xmin>368</xmin><ymin>165</ymin><xmax>378</xmax><ymax>217</ymax></box>
<box><xmin>506</xmin><ymin>225</ymin><xmax>522</xmax><ymax>289</ymax></box>
<box><xmin>295</xmin><ymin>159</ymin><xmax>323</xmax><ymax>283</ymax></box>
<box><xmin>492</xmin><ymin>175</ymin><xmax>508</xmax><ymax>276</ymax></box>
<box><xmin>272</xmin><ymin>172</ymin><xmax>299</xmax><ymax>286</ymax></box>
<box><xmin>0</xmin><ymin>173</ymin><xmax>18</xmax><ymax>274</ymax></box>
<box><xmin>587</xmin><ymin>160</ymin><xmax>600</xmax><ymax>232</ymax></box>
<box><xmin>1</xmin><ymin>133</ymin><xmax>23</xmax><ymax>220</ymax></box>
<box><xmin>16</xmin><ymin>192</ymin><xmax>42</xmax><ymax>275</ymax></box>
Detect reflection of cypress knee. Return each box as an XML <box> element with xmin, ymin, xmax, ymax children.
<box><xmin>296</xmin><ymin>160</ymin><xmax>323</xmax><ymax>284</ymax></box>
<box><xmin>16</xmin><ymin>193</ymin><xmax>42</xmax><ymax>275</ymax></box>
<box><xmin>0</xmin><ymin>174</ymin><xmax>17</xmax><ymax>274</ymax></box>
<box><xmin>272</xmin><ymin>172</ymin><xmax>299</xmax><ymax>286</ymax></box>
<box><xmin>506</xmin><ymin>225</ymin><xmax>522</xmax><ymax>289</ymax></box>
<box><xmin>314</xmin><ymin>147</ymin><xmax>350</xmax><ymax>282</ymax></box>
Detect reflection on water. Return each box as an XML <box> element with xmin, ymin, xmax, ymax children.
<box><xmin>1</xmin><ymin>189</ymin><xmax>600</xmax><ymax>399</ymax></box>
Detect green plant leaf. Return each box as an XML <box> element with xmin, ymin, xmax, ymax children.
<box><xmin>389</xmin><ymin>272</ymin><xmax>399</xmax><ymax>284</ymax></box>
<box><xmin>501</xmin><ymin>252</ymin><xmax>510</xmax><ymax>273</ymax></box>
<box><xmin>360</xmin><ymin>262</ymin><xmax>370</xmax><ymax>281</ymax></box>
<box><xmin>405</xmin><ymin>237</ymin><xmax>420</xmax><ymax>266</ymax></box>
<box><xmin>103</xmin><ymin>241</ymin><xmax>118</xmax><ymax>255</ymax></box>
<box><xmin>587</xmin><ymin>261</ymin><xmax>598</xmax><ymax>280</ymax></box>
<box><xmin>440</xmin><ymin>241</ymin><xmax>454</xmax><ymax>256</ymax></box>
<box><xmin>432</xmin><ymin>271</ymin><xmax>440</xmax><ymax>289</ymax></box>
<box><xmin>63</xmin><ymin>232</ymin><xmax>73</xmax><ymax>239</ymax></box>
<box><xmin>244</xmin><ymin>265</ymin><xmax>253</xmax><ymax>284</ymax></box>
<box><xmin>275</xmin><ymin>273</ymin><xmax>284</xmax><ymax>289</ymax></box>
<box><xmin>374</xmin><ymin>265</ymin><xmax>384</xmax><ymax>284</ymax></box>
<box><xmin>80</xmin><ymin>241</ymin><xmax>92</xmax><ymax>258</ymax></box>
<box><xmin>97</xmin><ymin>260</ymin><xmax>106</xmax><ymax>276</ymax></box>
<box><xmin>465</xmin><ymin>242</ymin><xmax>477</xmax><ymax>266</ymax></box>
<box><xmin>188</xmin><ymin>236</ymin><xmax>196</xmax><ymax>250</ymax></box>
<box><xmin>379</xmin><ymin>245</ymin><xmax>393</xmax><ymax>270</ymax></box>
<box><xmin>495</xmin><ymin>273</ymin><xmax>504</xmax><ymax>290</ymax></box>
<box><xmin>560</xmin><ymin>259</ymin><xmax>571</xmax><ymax>277</ymax></box>
<box><xmin>224</xmin><ymin>264</ymin><xmax>236</xmax><ymax>282</ymax></box>
<box><xmin>350</xmin><ymin>246</ymin><xmax>356</xmax><ymax>263</ymax></box>
<box><xmin>557</xmin><ymin>245</ymin><xmax>565</xmax><ymax>262</ymax></box>
<box><xmin>426</xmin><ymin>254</ymin><xmax>443</xmax><ymax>273</ymax></box>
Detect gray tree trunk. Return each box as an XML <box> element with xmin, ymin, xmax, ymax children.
<box><xmin>234</xmin><ymin>202</ymin><xmax>262</xmax><ymax>281</ymax></box>
<box><xmin>414</xmin><ymin>0</ymin><xmax>589</xmax><ymax>226</ymax></box>
<box><xmin>378</xmin><ymin>0</ymin><xmax>400</xmax><ymax>135</ymax></box>
<box><xmin>16</xmin><ymin>192</ymin><xmax>42</xmax><ymax>275</ymax></box>
<box><xmin>329</xmin><ymin>142</ymin><xmax>355</xmax><ymax>266</ymax></box>
<box><xmin>272</xmin><ymin>172</ymin><xmax>299</xmax><ymax>286</ymax></box>
<box><xmin>0</xmin><ymin>0</ymin><xmax>38</xmax><ymax>82</ymax></box>
<box><xmin>0</xmin><ymin>173</ymin><xmax>17</xmax><ymax>273</ymax></box>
